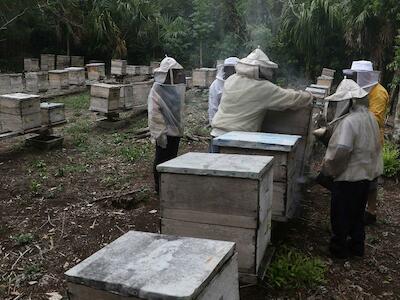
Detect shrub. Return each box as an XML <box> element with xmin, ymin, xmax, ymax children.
<box><xmin>268</xmin><ymin>247</ymin><xmax>327</xmax><ymax>289</ymax></box>
<box><xmin>383</xmin><ymin>141</ymin><xmax>400</xmax><ymax>177</ymax></box>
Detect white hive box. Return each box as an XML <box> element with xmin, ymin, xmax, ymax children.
<box><xmin>186</xmin><ymin>76</ymin><xmax>193</xmax><ymax>89</ymax></box>
<box><xmin>71</xmin><ymin>56</ymin><xmax>85</xmax><ymax>67</ymax></box>
<box><xmin>25</xmin><ymin>72</ymin><xmax>49</xmax><ymax>93</ymax></box>
<box><xmin>214</xmin><ymin>132</ymin><xmax>302</xmax><ymax>221</ymax></box>
<box><xmin>192</xmin><ymin>68</ymin><xmax>217</xmax><ymax>88</ymax></box>
<box><xmin>90</xmin><ymin>83</ymin><xmax>120</xmax><ymax>113</ymax></box>
<box><xmin>9</xmin><ymin>74</ymin><xmax>23</xmax><ymax>93</ymax></box>
<box><xmin>40</xmin><ymin>102</ymin><xmax>65</xmax><ymax>125</ymax></box>
<box><xmin>321</xmin><ymin>68</ymin><xmax>336</xmax><ymax>78</ymax></box>
<box><xmin>86</xmin><ymin>63</ymin><xmax>105</xmax><ymax>81</ymax></box>
<box><xmin>49</xmin><ymin>70</ymin><xmax>69</xmax><ymax>90</ymax></box>
<box><xmin>0</xmin><ymin>93</ymin><xmax>41</xmax><ymax>132</ymax></box>
<box><xmin>40</xmin><ymin>54</ymin><xmax>56</xmax><ymax>71</ymax></box>
<box><xmin>158</xmin><ymin>152</ymin><xmax>273</xmax><ymax>282</ymax></box>
<box><xmin>131</xmin><ymin>80</ymin><xmax>153</xmax><ymax>110</ymax></box>
<box><xmin>65</xmin><ymin>67</ymin><xmax>85</xmax><ymax>86</ymax></box>
<box><xmin>317</xmin><ymin>75</ymin><xmax>334</xmax><ymax>93</ymax></box>
<box><xmin>111</xmin><ymin>59</ymin><xmax>127</xmax><ymax>76</ymax></box>
<box><xmin>0</xmin><ymin>74</ymin><xmax>11</xmax><ymax>93</ymax></box>
<box><xmin>57</xmin><ymin>55</ymin><xmax>70</xmax><ymax>69</ymax></box>
<box><xmin>118</xmin><ymin>84</ymin><xmax>134</xmax><ymax>109</ymax></box>
<box><xmin>24</xmin><ymin>58</ymin><xmax>40</xmax><ymax>72</ymax></box>
<box><xmin>65</xmin><ymin>231</ymin><xmax>239</xmax><ymax>300</ymax></box>
<box><xmin>138</xmin><ymin>65</ymin><xmax>151</xmax><ymax>75</ymax></box>
<box><xmin>126</xmin><ymin>65</ymin><xmax>140</xmax><ymax>75</ymax></box>
<box><xmin>305</xmin><ymin>86</ymin><xmax>327</xmax><ymax>99</ymax></box>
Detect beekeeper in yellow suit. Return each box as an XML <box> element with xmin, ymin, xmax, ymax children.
<box><xmin>344</xmin><ymin>61</ymin><xmax>389</xmax><ymax>225</ymax></box>
<box><xmin>211</xmin><ymin>47</ymin><xmax>313</xmax><ymax>138</ymax></box>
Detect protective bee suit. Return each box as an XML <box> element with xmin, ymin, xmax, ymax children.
<box><xmin>148</xmin><ymin>56</ymin><xmax>186</xmax><ymax>193</ymax></box>
<box><xmin>211</xmin><ymin>48</ymin><xmax>313</xmax><ymax>137</ymax></box>
<box><xmin>343</xmin><ymin>61</ymin><xmax>389</xmax><ymax>224</ymax></box>
<box><xmin>320</xmin><ymin>79</ymin><xmax>383</xmax><ymax>258</ymax></box>
<box><xmin>208</xmin><ymin>57</ymin><xmax>239</xmax><ymax>124</ymax></box>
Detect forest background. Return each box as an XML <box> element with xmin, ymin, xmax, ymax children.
<box><xmin>1</xmin><ymin>0</ymin><xmax>400</xmax><ymax>86</ymax></box>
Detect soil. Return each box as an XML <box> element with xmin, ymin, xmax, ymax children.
<box><xmin>1</xmin><ymin>90</ymin><xmax>399</xmax><ymax>299</ymax></box>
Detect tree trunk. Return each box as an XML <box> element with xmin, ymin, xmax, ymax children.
<box><xmin>199</xmin><ymin>40</ymin><xmax>203</xmax><ymax>67</ymax></box>
<box><xmin>66</xmin><ymin>32</ymin><xmax>70</xmax><ymax>56</ymax></box>
<box><xmin>393</xmin><ymin>89</ymin><xmax>400</xmax><ymax>143</ymax></box>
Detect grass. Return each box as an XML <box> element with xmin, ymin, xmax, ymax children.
<box><xmin>12</xmin><ymin>233</ymin><xmax>34</xmax><ymax>246</ymax></box>
<box><xmin>268</xmin><ymin>247</ymin><xmax>327</xmax><ymax>289</ymax></box>
<box><xmin>383</xmin><ymin>141</ymin><xmax>400</xmax><ymax>178</ymax></box>
<box><xmin>55</xmin><ymin>164</ymin><xmax>88</xmax><ymax>177</ymax></box>
<box><xmin>30</xmin><ymin>179</ymin><xmax>42</xmax><ymax>195</ymax></box>
<box><xmin>23</xmin><ymin>264</ymin><xmax>43</xmax><ymax>281</ymax></box>
<box><xmin>64</xmin><ymin>119</ymin><xmax>92</xmax><ymax>149</ymax></box>
<box><xmin>120</xmin><ymin>142</ymin><xmax>152</xmax><ymax>163</ymax></box>
<box><xmin>59</xmin><ymin>93</ymin><xmax>90</xmax><ymax>111</ymax></box>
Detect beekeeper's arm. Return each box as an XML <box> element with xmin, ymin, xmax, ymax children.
<box><xmin>148</xmin><ymin>84</ymin><xmax>168</xmax><ymax>148</ymax></box>
<box><xmin>369</xmin><ymin>87</ymin><xmax>389</xmax><ymax>130</ymax></box>
<box><xmin>264</xmin><ymin>84</ymin><xmax>313</xmax><ymax>111</ymax></box>
<box><xmin>208</xmin><ymin>81</ymin><xmax>223</xmax><ymax>124</ymax></box>
<box><xmin>321</xmin><ymin>119</ymin><xmax>354</xmax><ymax>178</ymax></box>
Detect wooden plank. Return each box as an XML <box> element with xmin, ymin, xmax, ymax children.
<box><xmin>90</xmin><ymin>97</ymin><xmax>120</xmax><ymax>113</ymax></box>
<box><xmin>91</xmin><ymin>84</ymin><xmax>120</xmax><ymax>99</ymax></box>
<box><xmin>160</xmin><ymin>173</ymin><xmax>259</xmax><ymax>218</ymax></box>
<box><xmin>161</xmin><ymin>218</ymin><xmax>256</xmax><ymax>274</ymax></box>
<box><xmin>272</xmin><ymin>182</ymin><xmax>286</xmax><ymax>217</ymax></box>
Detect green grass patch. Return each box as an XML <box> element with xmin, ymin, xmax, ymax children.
<box><xmin>383</xmin><ymin>141</ymin><xmax>400</xmax><ymax>177</ymax></box>
<box><xmin>65</xmin><ymin>120</ymin><xmax>92</xmax><ymax>149</ymax></box>
<box><xmin>59</xmin><ymin>93</ymin><xmax>90</xmax><ymax>111</ymax></box>
<box><xmin>30</xmin><ymin>179</ymin><xmax>42</xmax><ymax>195</ymax></box>
<box><xmin>55</xmin><ymin>164</ymin><xmax>88</xmax><ymax>177</ymax></box>
<box><xmin>23</xmin><ymin>264</ymin><xmax>43</xmax><ymax>281</ymax></box>
<box><xmin>268</xmin><ymin>247</ymin><xmax>327</xmax><ymax>289</ymax></box>
<box><xmin>12</xmin><ymin>233</ymin><xmax>34</xmax><ymax>246</ymax></box>
<box><xmin>120</xmin><ymin>142</ymin><xmax>152</xmax><ymax>163</ymax></box>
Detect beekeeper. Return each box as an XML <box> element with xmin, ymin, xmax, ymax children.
<box><xmin>211</xmin><ymin>48</ymin><xmax>313</xmax><ymax>138</ymax></box>
<box><xmin>148</xmin><ymin>56</ymin><xmax>186</xmax><ymax>193</ymax></box>
<box><xmin>208</xmin><ymin>57</ymin><xmax>239</xmax><ymax>124</ymax></box>
<box><xmin>320</xmin><ymin>79</ymin><xmax>383</xmax><ymax>258</ymax></box>
<box><xmin>343</xmin><ymin>61</ymin><xmax>389</xmax><ymax>225</ymax></box>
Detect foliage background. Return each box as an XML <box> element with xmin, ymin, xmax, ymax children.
<box><xmin>0</xmin><ymin>0</ymin><xmax>399</xmax><ymax>83</ymax></box>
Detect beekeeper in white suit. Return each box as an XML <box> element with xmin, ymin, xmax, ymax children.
<box><xmin>148</xmin><ymin>56</ymin><xmax>186</xmax><ymax>193</ymax></box>
<box><xmin>211</xmin><ymin>47</ymin><xmax>313</xmax><ymax>138</ymax></box>
<box><xmin>318</xmin><ymin>79</ymin><xmax>383</xmax><ymax>259</ymax></box>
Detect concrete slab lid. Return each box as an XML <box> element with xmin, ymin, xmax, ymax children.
<box><xmin>40</xmin><ymin>102</ymin><xmax>64</xmax><ymax>109</ymax></box>
<box><xmin>0</xmin><ymin>93</ymin><xmax>40</xmax><ymax>100</ymax></box>
<box><xmin>91</xmin><ymin>82</ymin><xmax>120</xmax><ymax>89</ymax></box>
<box><xmin>65</xmin><ymin>231</ymin><xmax>235</xmax><ymax>300</ymax></box>
<box><xmin>213</xmin><ymin>131</ymin><xmax>302</xmax><ymax>152</ymax></box>
<box><xmin>64</xmin><ymin>67</ymin><xmax>85</xmax><ymax>71</ymax></box>
<box><xmin>157</xmin><ymin>152</ymin><xmax>273</xmax><ymax>179</ymax></box>
<box><xmin>86</xmin><ymin>63</ymin><xmax>105</xmax><ymax>67</ymax></box>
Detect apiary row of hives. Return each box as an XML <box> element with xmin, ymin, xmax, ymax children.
<box><xmin>24</xmin><ymin>55</ymin><xmax>85</xmax><ymax>72</ymax></box>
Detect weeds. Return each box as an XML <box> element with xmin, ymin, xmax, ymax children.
<box><xmin>23</xmin><ymin>264</ymin><xmax>42</xmax><ymax>281</ymax></box>
<box><xmin>12</xmin><ymin>233</ymin><xmax>34</xmax><ymax>246</ymax></box>
<box><xmin>120</xmin><ymin>142</ymin><xmax>152</xmax><ymax>162</ymax></box>
<box><xmin>268</xmin><ymin>247</ymin><xmax>327</xmax><ymax>289</ymax></box>
<box><xmin>60</xmin><ymin>93</ymin><xmax>90</xmax><ymax>111</ymax></box>
<box><xmin>30</xmin><ymin>179</ymin><xmax>42</xmax><ymax>195</ymax></box>
<box><xmin>383</xmin><ymin>141</ymin><xmax>400</xmax><ymax>177</ymax></box>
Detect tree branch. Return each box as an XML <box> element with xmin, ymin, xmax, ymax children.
<box><xmin>0</xmin><ymin>8</ymin><xmax>27</xmax><ymax>31</ymax></box>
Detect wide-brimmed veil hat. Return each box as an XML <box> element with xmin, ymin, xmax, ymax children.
<box><xmin>325</xmin><ymin>79</ymin><xmax>368</xmax><ymax>102</ymax></box>
<box><xmin>154</xmin><ymin>56</ymin><xmax>183</xmax><ymax>83</ymax></box>
<box><xmin>239</xmin><ymin>47</ymin><xmax>278</xmax><ymax>69</ymax></box>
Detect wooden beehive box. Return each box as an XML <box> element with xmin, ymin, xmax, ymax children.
<box><xmin>24</xmin><ymin>58</ymin><xmax>40</xmax><ymax>72</ymax></box>
<box><xmin>86</xmin><ymin>63</ymin><xmax>105</xmax><ymax>81</ymax></box>
<box><xmin>49</xmin><ymin>70</ymin><xmax>69</xmax><ymax>90</ymax></box>
<box><xmin>40</xmin><ymin>54</ymin><xmax>56</xmax><ymax>71</ymax></box>
<box><xmin>159</xmin><ymin>152</ymin><xmax>273</xmax><ymax>282</ymax></box>
<box><xmin>186</xmin><ymin>77</ymin><xmax>193</xmax><ymax>89</ymax></box>
<box><xmin>317</xmin><ymin>75</ymin><xmax>333</xmax><ymax>93</ymax></box>
<box><xmin>192</xmin><ymin>68</ymin><xmax>217</xmax><ymax>88</ymax></box>
<box><xmin>40</xmin><ymin>102</ymin><xmax>65</xmax><ymax>125</ymax></box>
<box><xmin>321</xmin><ymin>68</ymin><xmax>336</xmax><ymax>78</ymax></box>
<box><xmin>126</xmin><ymin>65</ymin><xmax>139</xmax><ymax>75</ymax></box>
<box><xmin>138</xmin><ymin>65</ymin><xmax>151</xmax><ymax>75</ymax></box>
<box><xmin>131</xmin><ymin>80</ymin><xmax>153</xmax><ymax>110</ymax></box>
<box><xmin>0</xmin><ymin>93</ymin><xmax>41</xmax><ymax>132</ymax></box>
<box><xmin>65</xmin><ymin>231</ymin><xmax>239</xmax><ymax>300</ymax></box>
<box><xmin>71</xmin><ymin>56</ymin><xmax>85</xmax><ymax>67</ymax></box>
<box><xmin>149</xmin><ymin>61</ymin><xmax>160</xmax><ymax>73</ymax></box>
<box><xmin>305</xmin><ymin>86</ymin><xmax>327</xmax><ymax>99</ymax></box>
<box><xmin>118</xmin><ymin>84</ymin><xmax>134</xmax><ymax>109</ymax></box>
<box><xmin>111</xmin><ymin>59</ymin><xmax>127</xmax><ymax>76</ymax></box>
<box><xmin>65</xmin><ymin>67</ymin><xmax>85</xmax><ymax>86</ymax></box>
<box><xmin>89</xmin><ymin>83</ymin><xmax>120</xmax><ymax>113</ymax></box>
<box><xmin>25</xmin><ymin>72</ymin><xmax>49</xmax><ymax>93</ymax></box>
<box><xmin>57</xmin><ymin>55</ymin><xmax>70</xmax><ymax>69</ymax></box>
<box><xmin>213</xmin><ymin>132</ymin><xmax>302</xmax><ymax>222</ymax></box>
<box><xmin>9</xmin><ymin>74</ymin><xmax>23</xmax><ymax>93</ymax></box>
<box><xmin>0</xmin><ymin>74</ymin><xmax>11</xmax><ymax>94</ymax></box>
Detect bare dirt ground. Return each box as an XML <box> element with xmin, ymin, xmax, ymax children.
<box><xmin>1</xmin><ymin>90</ymin><xmax>399</xmax><ymax>299</ymax></box>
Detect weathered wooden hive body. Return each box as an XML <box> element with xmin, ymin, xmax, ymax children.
<box><xmin>0</xmin><ymin>74</ymin><xmax>11</xmax><ymax>94</ymax></box>
<box><xmin>158</xmin><ymin>152</ymin><xmax>274</xmax><ymax>282</ymax></box>
<box><xmin>131</xmin><ymin>80</ymin><xmax>153</xmax><ymax>110</ymax></box>
<box><xmin>48</xmin><ymin>70</ymin><xmax>69</xmax><ymax>90</ymax></box>
<box><xmin>65</xmin><ymin>67</ymin><xmax>86</xmax><ymax>86</ymax></box>
<box><xmin>25</xmin><ymin>72</ymin><xmax>49</xmax><ymax>93</ymax></box>
<box><xmin>9</xmin><ymin>74</ymin><xmax>23</xmax><ymax>93</ymax></box>
<box><xmin>89</xmin><ymin>83</ymin><xmax>120</xmax><ymax>113</ymax></box>
<box><xmin>40</xmin><ymin>102</ymin><xmax>66</xmax><ymax>125</ymax></box>
<box><xmin>0</xmin><ymin>93</ymin><xmax>41</xmax><ymax>132</ymax></box>
<box><xmin>214</xmin><ymin>132</ymin><xmax>302</xmax><ymax>221</ymax></box>
<box><xmin>118</xmin><ymin>84</ymin><xmax>134</xmax><ymax>110</ymax></box>
<box><xmin>57</xmin><ymin>55</ymin><xmax>70</xmax><ymax>69</ymax></box>
<box><xmin>192</xmin><ymin>68</ymin><xmax>217</xmax><ymax>88</ymax></box>
<box><xmin>65</xmin><ymin>231</ymin><xmax>240</xmax><ymax>300</ymax></box>
<box><xmin>86</xmin><ymin>63</ymin><xmax>105</xmax><ymax>81</ymax></box>
<box><xmin>40</xmin><ymin>54</ymin><xmax>56</xmax><ymax>71</ymax></box>
<box><xmin>70</xmin><ymin>56</ymin><xmax>85</xmax><ymax>67</ymax></box>
<box><xmin>24</xmin><ymin>58</ymin><xmax>40</xmax><ymax>72</ymax></box>
<box><xmin>111</xmin><ymin>59</ymin><xmax>127</xmax><ymax>76</ymax></box>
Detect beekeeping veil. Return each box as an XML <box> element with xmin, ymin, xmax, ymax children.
<box><xmin>235</xmin><ymin>47</ymin><xmax>278</xmax><ymax>80</ymax></box>
<box><xmin>148</xmin><ymin>56</ymin><xmax>185</xmax><ymax>148</ymax></box>
<box><xmin>343</xmin><ymin>60</ymin><xmax>380</xmax><ymax>93</ymax></box>
<box><xmin>215</xmin><ymin>57</ymin><xmax>240</xmax><ymax>81</ymax></box>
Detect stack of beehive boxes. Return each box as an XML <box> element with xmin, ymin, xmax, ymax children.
<box><xmin>25</xmin><ymin>72</ymin><xmax>49</xmax><ymax>93</ymax></box>
<box><xmin>48</xmin><ymin>70</ymin><xmax>69</xmax><ymax>90</ymax></box>
<box><xmin>24</xmin><ymin>58</ymin><xmax>40</xmax><ymax>72</ymax></box>
<box><xmin>70</xmin><ymin>56</ymin><xmax>85</xmax><ymax>67</ymax></box>
<box><xmin>0</xmin><ymin>93</ymin><xmax>41</xmax><ymax>133</ymax></box>
<box><xmin>192</xmin><ymin>68</ymin><xmax>217</xmax><ymax>88</ymax></box>
<box><xmin>111</xmin><ymin>60</ymin><xmax>127</xmax><ymax>76</ymax></box>
<box><xmin>65</xmin><ymin>67</ymin><xmax>85</xmax><ymax>86</ymax></box>
<box><xmin>86</xmin><ymin>63</ymin><xmax>105</xmax><ymax>81</ymax></box>
<box><xmin>0</xmin><ymin>74</ymin><xmax>11</xmax><ymax>94</ymax></box>
<box><xmin>40</xmin><ymin>102</ymin><xmax>66</xmax><ymax>125</ymax></box>
<box><xmin>118</xmin><ymin>84</ymin><xmax>134</xmax><ymax>110</ymax></box>
<box><xmin>89</xmin><ymin>83</ymin><xmax>120</xmax><ymax>113</ymax></box>
<box><xmin>40</xmin><ymin>54</ymin><xmax>56</xmax><ymax>71</ymax></box>
<box><xmin>56</xmin><ymin>55</ymin><xmax>70</xmax><ymax>69</ymax></box>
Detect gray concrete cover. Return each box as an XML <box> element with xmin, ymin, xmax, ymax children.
<box><xmin>65</xmin><ymin>231</ymin><xmax>235</xmax><ymax>299</ymax></box>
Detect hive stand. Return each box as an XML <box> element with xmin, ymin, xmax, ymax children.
<box><xmin>65</xmin><ymin>231</ymin><xmax>239</xmax><ymax>300</ymax></box>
